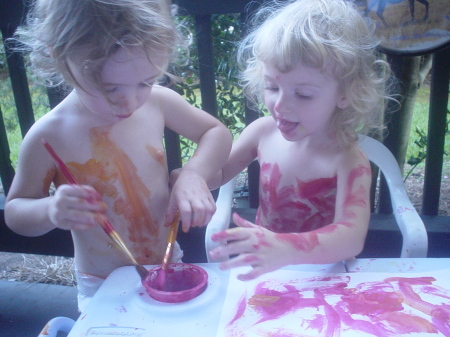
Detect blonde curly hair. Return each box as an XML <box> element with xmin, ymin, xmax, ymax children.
<box><xmin>238</xmin><ymin>0</ymin><xmax>393</xmax><ymax>148</ymax></box>
<box><xmin>13</xmin><ymin>0</ymin><xmax>182</xmax><ymax>91</ymax></box>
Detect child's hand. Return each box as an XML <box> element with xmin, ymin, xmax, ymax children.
<box><xmin>166</xmin><ymin>170</ymin><xmax>216</xmax><ymax>232</ymax></box>
<box><xmin>209</xmin><ymin>213</ymin><xmax>291</xmax><ymax>281</ymax></box>
<box><xmin>168</xmin><ymin>168</ymin><xmax>182</xmax><ymax>189</ymax></box>
<box><xmin>48</xmin><ymin>184</ymin><xmax>106</xmax><ymax>231</ymax></box>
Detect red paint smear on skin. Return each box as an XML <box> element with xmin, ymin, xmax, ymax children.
<box><xmin>258</xmin><ymin>162</ymin><xmax>337</xmax><ymax>233</ymax></box>
<box><xmin>61</xmin><ymin>127</ymin><xmax>162</xmax><ymax>263</ymax></box>
<box><xmin>227</xmin><ymin>276</ymin><xmax>450</xmax><ymax>336</ymax></box>
<box><xmin>342</xmin><ymin>164</ymin><xmax>370</xmax><ymax>219</ymax></box>
<box><xmin>275</xmin><ymin>231</ymin><xmax>320</xmax><ymax>252</ymax></box>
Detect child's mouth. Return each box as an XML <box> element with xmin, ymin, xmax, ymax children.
<box><xmin>276</xmin><ymin>118</ymin><xmax>299</xmax><ymax>134</ymax></box>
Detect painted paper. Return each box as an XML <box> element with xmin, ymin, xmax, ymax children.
<box><xmin>216</xmin><ymin>268</ymin><xmax>450</xmax><ymax>336</ymax></box>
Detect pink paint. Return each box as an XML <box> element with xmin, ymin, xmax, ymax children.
<box><xmin>258</xmin><ymin>162</ymin><xmax>337</xmax><ymax>233</ymax></box>
<box><xmin>243</xmin><ymin>255</ymin><xmax>259</xmax><ymax>263</ymax></box>
<box><xmin>397</xmin><ymin>206</ymin><xmax>414</xmax><ymax>213</ymax></box>
<box><xmin>275</xmin><ymin>232</ymin><xmax>320</xmax><ymax>252</ymax></box>
<box><xmin>226</xmin><ymin>275</ymin><xmax>450</xmax><ymax>336</ymax></box>
<box><xmin>342</xmin><ymin>164</ymin><xmax>370</xmax><ymax>219</ymax></box>
<box><xmin>142</xmin><ymin>263</ymin><xmax>208</xmax><ymax>303</ymax></box>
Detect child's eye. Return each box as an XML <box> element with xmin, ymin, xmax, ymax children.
<box><xmin>296</xmin><ymin>92</ymin><xmax>312</xmax><ymax>100</ymax></box>
<box><xmin>264</xmin><ymin>86</ymin><xmax>278</xmax><ymax>91</ymax></box>
<box><xmin>105</xmin><ymin>86</ymin><xmax>118</xmax><ymax>93</ymax></box>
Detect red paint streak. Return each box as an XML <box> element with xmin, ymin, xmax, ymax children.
<box><xmin>226</xmin><ymin>275</ymin><xmax>450</xmax><ymax>336</ymax></box>
<box><xmin>255</xmin><ymin>230</ymin><xmax>272</xmax><ymax>247</ymax></box>
<box><xmin>229</xmin><ymin>294</ymin><xmax>247</xmax><ymax>326</ymax></box>
<box><xmin>243</xmin><ymin>255</ymin><xmax>259</xmax><ymax>264</ymax></box>
<box><xmin>397</xmin><ymin>206</ymin><xmax>414</xmax><ymax>213</ymax></box>
<box><xmin>275</xmin><ymin>232</ymin><xmax>320</xmax><ymax>252</ymax></box>
<box><xmin>211</xmin><ymin>230</ymin><xmax>229</xmax><ymax>241</ymax></box>
<box><xmin>257</xmin><ymin>162</ymin><xmax>337</xmax><ymax>233</ymax></box>
<box><xmin>275</xmin><ymin>222</ymin><xmax>353</xmax><ymax>252</ymax></box>
<box><xmin>342</xmin><ymin>164</ymin><xmax>370</xmax><ymax>219</ymax></box>
<box><xmin>42</xmin><ymin>139</ymin><xmax>78</xmax><ymax>185</ymax></box>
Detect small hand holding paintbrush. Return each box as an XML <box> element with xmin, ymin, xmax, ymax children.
<box><xmin>154</xmin><ymin>211</ymin><xmax>180</xmax><ymax>290</ymax></box>
<box><xmin>41</xmin><ymin>138</ymin><xmax>148</xmax><ymax>280</ymax></box>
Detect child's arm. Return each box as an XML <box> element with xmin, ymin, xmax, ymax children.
<box><xmin>209</xmin><ymin>146</ymin><xmax>371</xmax><ymax>280</ymax></box>
<box><xmin>5</xmin><ymin>124</ymin><xmax>106</xmax><ymax>236</ymax></box>
<box><xmin>158</xmin><ymin>87</ymin><xmax>232</xmax><ymax>232</ymax></box>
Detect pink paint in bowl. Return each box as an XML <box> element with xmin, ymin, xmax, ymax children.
<box><xmin>142</xmin><ymin>263</ymin><xmax>208</xmax><ymax>303</ymax></box>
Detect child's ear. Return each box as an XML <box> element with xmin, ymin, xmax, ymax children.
<box><xmin>337</xmin><ymin>96</ymin><xmax>349</xmax><ymax>109</ymax></box>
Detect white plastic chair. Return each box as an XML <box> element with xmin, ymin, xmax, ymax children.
<box><xmin>205</xmin><ymin>135</ymin><xmax>428</xmax><ymax>262</ymax></box>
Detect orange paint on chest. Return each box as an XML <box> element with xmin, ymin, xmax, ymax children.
<box><xmin>42</xmin><ymin>168</ymin><xmax>56</xmax><ymax>195</ymax></box>
<box><xmin>146</xmin><ymin>145</ymin><xmax>167</xmax><ymax>168</ymax></box>
<box><xmin>64</xmin><ymin>127</ymin><xmax>160</xmax><ymax>262</ymax></box>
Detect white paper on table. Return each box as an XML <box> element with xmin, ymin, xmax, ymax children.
<box><xmin>216</xmin><ymin>267</ymin><xmax>450</xmax><ymax>337</ymax></box>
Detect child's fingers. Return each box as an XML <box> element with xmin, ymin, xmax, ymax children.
<box><xmin>232</xmin><ymin>213</ymin><xmax>256</xmax><ymax>229</ymax></box>
<box><xmin>190</xmin><ymin>198</ymin><xmax>216</xmax><ymax>228</ymax></box>
<box><xmin>211</xmin><ymin>227</ymin><xmax>249</xmax><ymax>242</ymax></box>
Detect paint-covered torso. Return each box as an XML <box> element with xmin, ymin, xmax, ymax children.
<box><xmin>49</xmin><ymin>93</ymin><xmax>170</xmax><ymax>278</ymax></box>
<box><xmin>255</xmin><ymin>126</ymin><xmax>341</xmax><ymax>233</ymax></box>
<box><xmin>256</xmin><ymin>162</ymin><xmax>337</xmax><ymax>233</ymax></box>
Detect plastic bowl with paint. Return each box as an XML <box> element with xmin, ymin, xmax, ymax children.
<box><xmin>142</xmin><ymin>263</ymin><xmax>208</xmax><ymax>303</ymax></box>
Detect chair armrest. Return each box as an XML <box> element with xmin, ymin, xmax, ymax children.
<box><xmin>391</xmin><ymin>189</ymin><xmax>428</xmax><ymax>258</ymax></box>
<box><xmin>358</xmin><ymin>135</ymin><xmax>428</xmax><ymax>258</ymax></box>
<box><xmin>38</xmin><ymin>317</ymin><xmax>75</xmax><ymax>337</ymax></box>
<box><xmin>205</xmin><ymin>176</ymin><xmax>238</xmax><ymax>262</ymax></box>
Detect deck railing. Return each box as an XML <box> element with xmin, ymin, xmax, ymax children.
<box><xmin>0</xmin><ymin>0</ymin><xmax>448</xmax><ymax>259</ymax></box>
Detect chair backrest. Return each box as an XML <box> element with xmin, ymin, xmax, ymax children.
<box><xmin>205</xmin><ymin>135</ymin><xmax>428</xmax><ymax>262</ymax></box>
<box><xmin>357</xmin><ymin>135</ymin><xmax>428</xmax><ymax>258</ymax></box>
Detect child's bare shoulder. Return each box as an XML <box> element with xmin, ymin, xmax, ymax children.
<box><xmin>336</xmin><ymin>142</ymin><xmax>370</xmax><ymax>172</ymax></box>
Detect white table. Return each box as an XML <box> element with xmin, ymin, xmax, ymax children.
<box><xmin>67</xmin><ymin>262</ymin><xmax>345</xmax><ymax>337</ymax></box>
<box><xmin>67</xmin><ymin>259</ymin><xmax>450</xmax><ymax>337</ymax></box>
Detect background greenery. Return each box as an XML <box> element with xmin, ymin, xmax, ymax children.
<box><xmin>0</xmin><ymin>14</ymin><xmax>449</xmax><ymax>181</ymax></box>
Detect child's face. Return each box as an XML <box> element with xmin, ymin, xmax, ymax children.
<box><xmin>70</xmin><ymin>47</ymin><xmax>166</xmax><ymax>122</ymax></box>
<box><xmin>263</xmin><ymin>61</ymin><xmax>348</xmax><ymax>142</ymax></box>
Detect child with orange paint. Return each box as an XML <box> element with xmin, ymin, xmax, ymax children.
<box><xmin>5</xmin><ymin>0</ymin><xmax>231</xmax><ymax>311</ymax></box>
<box><xmin>205</xmin><ymin>0</ymin><xmax>393</xmax><ymax>280</ymax></box>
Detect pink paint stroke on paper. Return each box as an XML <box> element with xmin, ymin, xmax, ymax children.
<box><xmin>225</xmin><ymin>274</ymin><xmax>450</xmax><ymax>336</ymax></box>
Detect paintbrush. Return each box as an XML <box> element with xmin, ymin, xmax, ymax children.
<box><xmin>154</xmin><ymin>211</ymin><xmax>180</xmax><ymax>290</ymax></box>
<box><xmin>41</xmin><ymin>138</ymin><xmax>148</xmax><ymax>280</ymax></box>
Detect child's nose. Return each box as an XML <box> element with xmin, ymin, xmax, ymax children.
<box><xmin>274</xmin><ymin>94</ymin><xmax>292</xmax><ymax>116</ymax></box>
<box><xmin>116</xmin><ymin>92</ymin><xmax>139</xmax><ymax>111</ymax></box>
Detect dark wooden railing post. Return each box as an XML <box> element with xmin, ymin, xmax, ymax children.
<box><xmin>2</xmin><ymin>29</ymin><xmax>35</xmax><ymax>138</ymax></box>
<box><xmin>195</xmin><ymin>14</ymin><xmax>218</xmax><ymax>117</ymax></box>
<box><xmin>0</xmin><ymin>107</ymin><xmax>15</xmax><ymax>195</ymax></box>
<box><xmin>422</xmin><ymin>47</ymin><xmax>450</xmax><ymax>216</ymax></box>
